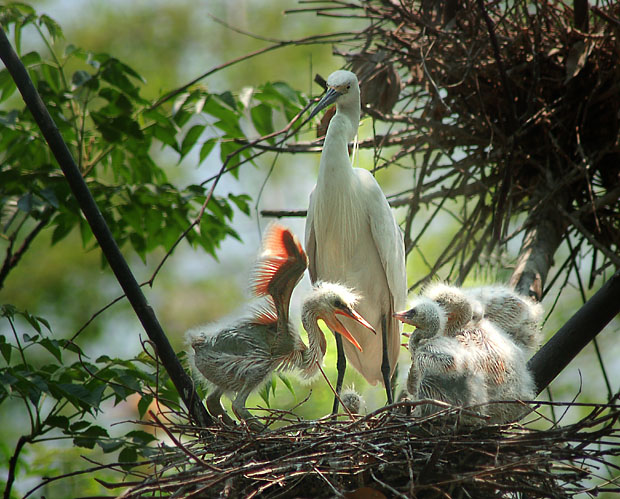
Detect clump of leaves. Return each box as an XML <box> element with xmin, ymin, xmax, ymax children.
<box><xmin>0</xmin><ymin>305</ymin><xmax>165</xmax><ymax>497</ymax></box>
<box><xmin>0</xmin><ymin>3</ymin><xmax>255</xmax><ymax>277</ymax></box>
<box><xmin>0</xmin><ymin>4</ymin><xmax>309</xmax><ymax>496</ymax></box>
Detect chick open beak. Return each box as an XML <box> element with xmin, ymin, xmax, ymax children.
<box><xmin>329</xmin><ymin>308</ymin><xmax>376</xmax><ymax>352</ymax></box>
<box><xmin>308</xmin><ymin>87</ymin><xmax>341</xmax><ymax>120</ymax></box>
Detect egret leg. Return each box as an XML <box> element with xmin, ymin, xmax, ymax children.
<box><xmin>232</xmin><ymin>388</ymin><xmax>265</xmax><ymax>431</ymax></box>
<box><xmin>331</xmin><ymin>332</ymin><xmax>347</xmax><ymax>414</ymax></box>
<box><xmin>381</xmin><ymin>315</ymin><xmax>394</xmax><ymax>405</ymax></box>
<box><xmin>206</xmin><ymin>388</ymin><xmax>235</xmax><ymax>426</ymax></box>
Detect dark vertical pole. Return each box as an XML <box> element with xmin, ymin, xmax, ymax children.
<box><xmin>529</xmin><ymin>270</ymin><xmax>620</xmax><ymax>395</ymax></box>
<box><xmin>0</xmin><ymin>27</ymin><xmax>212</xmax><ymax>427</ymax></box>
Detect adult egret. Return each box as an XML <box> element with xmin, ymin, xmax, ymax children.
<box><xmin>394</xmin><ymin>298</ymin><xmax>487</xmax><ymax>418</ymax></box>
<box><xmin>419</xmin><ymin>284</ymin><xmax>535</xmax><ymax>422</ymax></box>
<box><xmin>305</xmin><ymin>70</ymin><xmax>407</xmax><ymax>410</ymax></box>
<box><xmin>187</xmin><ymin>224</ymin><xmax>375</xmax><ymax>428</ymax></box>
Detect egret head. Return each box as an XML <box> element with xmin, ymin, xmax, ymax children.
<box><xmin>303</xmin><ymin>281</ymin><xmax>375</xmax><ymax>351</ymax></box>
<box><xmin>308</xmin><ymin>70</ymin><xmax>360</xmax><ymax>119</ymax></box>
<box><xmin>393</xmin><ymin>297</ymin><xmax>446</xmax><ymax>345</ymax></box>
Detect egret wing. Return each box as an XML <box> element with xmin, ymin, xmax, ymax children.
<box><xmin>359</xmin><ymin>169</ymin><xmax>407</xmax><ymax>372</ymax></box>
<box><xmin>360</xmin><ymin>169</ymin><xmax>407</xmax><ymax>312</ymax></box>
<box><xmin>304</xmin><ymin>188</ymin><xmax>318</xmax><ymax>284</ymax></box>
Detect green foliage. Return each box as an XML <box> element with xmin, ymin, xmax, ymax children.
<box><xmin>0</xmin><ymin>305</ymin><xmax>166</xmax><ymax>485</ymax></box>
<box><xmin>0</xmin><ymin>4</ymin><xmax>264</xmax><ymax>267</ymax></box>
<box><xmin>0</xmin><ymin>5</ymin><xmax>309</xmax><ymax>496</ymax></box>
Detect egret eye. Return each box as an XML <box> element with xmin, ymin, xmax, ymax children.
<box><xmin>346</xmin><ymin>84</ymin><xmax>351</xmax><ymax>90</ymax></box>
<box><xmin>334</xmin><ymin>298</ymin><xmax>344</xmax><ymax>309</ymax></box>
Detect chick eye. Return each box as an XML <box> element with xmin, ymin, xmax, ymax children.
<box><xmin>346</xmin><ymin>84</ymin><xmax>351</xmax><ymax>90</ymax></box>
<box><xmin>334</xmin><ymin>299</ymin><xmax>344</xmax><ymax>309</ymax></box>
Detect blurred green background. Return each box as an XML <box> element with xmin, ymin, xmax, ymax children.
<box><xmin>1</xmin><ymin>1</ymin><xmax>618</xmax><ymax>497</ymax></box>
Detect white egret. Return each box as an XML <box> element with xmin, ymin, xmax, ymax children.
<box><xmin>305</xmin><ymin>70</ymin><xmax>407</xmax><ymax>410</ymax></box>
<box><xmin>187</xmin><ymin>224</ymin><xmax>375</xmax><ymax>429</ymax></box>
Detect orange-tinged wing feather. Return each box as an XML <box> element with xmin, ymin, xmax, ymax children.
<box><xmin>251</xmin><ymin>223</ymin><xmax>308</xmax><ymax>298</ymax></box>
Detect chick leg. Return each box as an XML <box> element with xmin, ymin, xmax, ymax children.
<box><xmin>232</xmin><ymin>387</ymin><xmax>265</xmax><ymax>431</ymax></box>
<box><xmin>206</xmin><ymin>388</ymin><xmax>235</xmax><ymax>426</ymax></box>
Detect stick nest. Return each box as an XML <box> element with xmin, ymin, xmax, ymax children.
<box><xmin>271</xmin><ymin>0</ymin><xmax>620</xmax><ymax>292</ymax></box>
<box><xmin>116</xmin><ymin>398</ymin><xmax>620</xmax><ymax>498</ymax></box>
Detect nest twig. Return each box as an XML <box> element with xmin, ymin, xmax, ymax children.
<box><xmin>111</xmin><ymin>397</ymin><xmax>620</xmax><ymax>498</ymax></box>
<box><xmin>263</xmin><ymin>0</ymin><xmax>620</xmax><ymax>299</ymax></box>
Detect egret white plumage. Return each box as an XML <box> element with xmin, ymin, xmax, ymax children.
<box><xmin>187</xmin><ymin>224</ymin><xmax>375</xmax><ymax>428</ymax></box>
<box><xmin>394</xmin><ymin>298</ymin><xmax>487</xmax><ymax>418</ymax></box>
<box><xmin>305</xmin><ymin>70</ymin><xmax>407</xmax><ymax>410</ymax></box>
<box><xmin>421</xmin><ymin>284</ymin><xmax>535</xmax><ymax>423</ymax></box>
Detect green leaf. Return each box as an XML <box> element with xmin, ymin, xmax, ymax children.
<box><xmin>277</xmin><ymin>373</ymin><xmax>296</xmax><ymax>398</ymax></box>
<box><xmin>0</xmin><ymin>336</ymin><xmax>11</xmax><ymax>363</ymax></box>
<box><xmin>39</xmin><ymin>188</ymin><xmax>59</xmax><ymax>209</ymax></box>
<box><xmin>250</xmin><ymin>103</ymin><xmax>274</xmax><ymax>137</ymax></box>
<box><xmin>118</xmin><ymin>447</ymin><xmax>138</xmax><ymax>469</ymax></box>
<box><xmin>39</xmin><ymin>338</ymin><xmax>62</xmax><ymax>362</ymax></box>
<box><xmin>20</xmin><ymin>51</ymin><xmax>42</xmax><ymax>67</ymax></box>
<box><xmin>73</xmin><ymin>425</ymin><xmax>109</xmax><ymax>449</ymax></box>
<box><xmin>217</xmin><ymin>90</ymin><xmax>237</xmax><ymax>111</ymax></box>
<box><xmin>46</xmin><ymin>415</ymin><xmax>70</xmax><ymax>431</ymax></box>
<box><xmin>228</xmin><ymin>193</ymin><xmax>252</xmax><ymax>216</ymax></box>
<box><xmin>151</xmin><ymin>123</ymin><xmax>179</xmax><ymax>151</ymax></box>
<box><xmin>71</xmin><ymin>69</ymin><xmax>90</xmax><ymax>87</ymax></box>
<box><xmin>98</xmin><ymin>439</ymin><xmax>124</xmax><ymax>453</ymax></box>
<box><xmin>17</xmin><ymin>192</ymin><xmax>34</xmax><ymax>212</ymax></box>
<box><xmin>70</xmin><ymin>421</ymin><xmax>91</xmax><ymax>432</ymax></box>
<box><xmin>60</xmin><ymin>339</ymin><xmax>83</xmax><ymax>356</ymax></box>
<box><xmin>40</xmin><ymin>62</ymin><xmax>61</xmax><ymax>94</ymax></box>
<box><xmin>101</xmin><ymin>58</ymin><xmax>140</xmax><ymax>96</ymax></box>
<box><xmin>22</xmin><ymin>310</ymin><xmax>44</xmax><ymax>334</ymax></box>
<box><xmin>54</xmin><ymin>382</ymin><xmax>95</xmax><ymax>410</ymax></box>
<box><xmin>79</xmin><ymin>217</ymin><xmax>94</xmax><ymax>247</ymax></box>
<box><xmin>180</xmin><ymin>124</ymin><xmax>205</xmax><ymax>159</ymax></box>
<box><xmin>1</xmin><ymin>305</ymin><xmax>17</xmax><ymax>319</ymax></box>
<box><xmin>126</xmin><ymin>430</ymin><xmax>157</xmax><ymax>445</ymax></box>
<box><xmin>137</xmin><ymin>394</ymin><xmax>153</xmax><ymax>419</ymax></box>
<box><xmin>258</xmin><ymin>383</ymin><xmax>270</xmax><ymax>407</ymax></box>
<box><xmin>39</xmin><ymin>14</ymin><xmax>64</xmax><ymax>41</ymax></box>
<box><xmin>199</xmin><ymin>138</ymin><xmax>217</xmax><ymax>164</ymax></box>
<box><xmin>0</xmin><ymin>69</ymin><xmax>17</xmax><ymax>103</ymax></box>
<box><xmin>51</xmin><ymin>214</ymin><xmax>75</xmax><ymax>245</ymax></box>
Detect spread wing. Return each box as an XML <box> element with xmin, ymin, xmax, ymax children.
<box><xmin>251</xmin><ymin>223</ymin><xmax>308</xmax><ymax>321</ymax></box>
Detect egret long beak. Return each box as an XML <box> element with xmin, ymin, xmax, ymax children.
<box><xmin>393</xmin><ymin>310</ymin><xmax>416</xmax><ymax>327</ymax></box>
<box><xmin>308</xmin><ymin>87</ymin><xmax>341</xmax><ymax>120</ymax></box>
